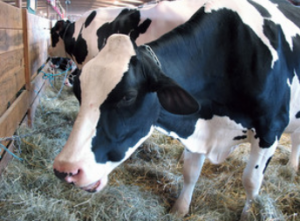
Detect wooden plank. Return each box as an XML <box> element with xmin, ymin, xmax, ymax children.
<box><xmin>0</xmin><ymin>73</ymin><xmax>46</xmax><ymax>162</ymax></box>
<box><xmin>28</xmin><ymin>29</ymin><xmax>50</xmax><ymax>46</ymax></box>
<box><xmin>0</xmin><ymin>1</ymin><xmax>22</xmax><ymax>29</ymax></box>
<box><xmin>27</xmin><ymin>12</ymin><xmax>50</xmax><ymax>31</ymax></box>
<box><xmin>27</xmin><ymin>73</ymin><xmax>47</xmax><ymax>127</ymax></box>
<box><xmin>29</xmin><ymin>42</ymin><xmax>49</xmax><ymax>77</ymax></box>
<box><xmin>23</xmin><ymin>9</ymin><xmax>50</xmax><ymax>80</ymax></box>
<box><xmin>30</xmin><ymin>72</ymin><xmax>46</xmax><ymax>102</ymax></box>
<box><xmin>0</xmin><ymin>91</ymin><xmax>29</xmax><ymax>145</ymax></box>
<box><xmin>0</xmin><ymin>49</ymin><xmax>24</xmax><ymax>79</ymax></box>
<box><xmin>22</xmin><ymin>9</ymin><xmax>30</xmax><ymax>90</ymax></box>
<box><xmin>0</xmin><ymin>142</ymin><xmax>14</xmax><ymax>175</ymax></box>
<box><xmin>15</xmin><ymin>0</ymin><xmax>22</xmax><ymax>8</ymax></box>
<box><xmin>0</xmin><ymin>29</ymin><xmax>24</xmax><ymax>55</ymax></box>
<box><xmin>0</xmin><ymin>67</ymin><xmax>25</xmax><ymax>117</ymax></box>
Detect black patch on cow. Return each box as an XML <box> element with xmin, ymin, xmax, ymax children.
<box><xmin>263</xmin><ymin>156</ymin><xmax>272</xmax><ymax>174</ymax></box>
<box><xmin>107</xmin><ymin>150</ymin><xmax>125</xmax><ymax>162</ymax></box>
<box><xmin>51</xmin><ymin>29</ymin><xmax>60</xmax><ymax>47</ymax></box>
<box><xmin>91</xmin><ymin>92</ymin><xmax>161</xmax><ymax>164</ymax></box>
<box><xmin>50</xmin><ymin>20</ymin><xmax>66</xmax><ymax>47</ymax></box>
<box><xmin>96</xmin><ymin>9</ymin><xmax>146</xmax><ymax>51</ymax></box>
<box><xmin>272</xmin><ymin>0</ymin><xmax>300</xmax><ymax>28</ymax></box>
<box><xmin>85</xmin><ymin>11</ymin><xmax>97</xmax><ymax>28</ymax></box>
<box><xmin>50</xmin><ymin>57</ymin><xmax>70</xmax><ymax>70</ymax></box>
<box><xmin>51</xmin><ymin>20</ymin><xmax>75</xmax><ymax>50</ymax></box>
<box><xmin>296</xmin><ymin>111</ymin><xmax>300</xmax><ymax>118</ymax></box>
<box><xmin>255</xmin><ymin>165</ymin><xmax>259</xmax><ymax>169</ymax></box>
<box><xmin>68</xmin><ymin>68</ymin><xmax>80</xmax><ymax>86</ymax></box>
<box><xmin>130</xmin><ymin>18</ymin><xmax>152</xmax><ymax>41</ymax></box>
<box><xmin>72</xmin><ymin>69</ymin><xmax>82</xmax><ymax>102</ymax></box>
<box><xmin>73</xmin><ymin>31</ymin><xmax>88</xmax><ymax>65</ymax></box>
<box><xmin>63</xmin><ymin>22</ymin><xmax>76</xmax><ymax>56</ymax></box>
<box><xmin>248</xmin><ymin>0</ymin><xmax>271</xmax><ymax>18</ymax></box>
<box><xmin>233</xmin><ymin>135</ymin><xmax>247</xmax><ymax>140</ymax></box>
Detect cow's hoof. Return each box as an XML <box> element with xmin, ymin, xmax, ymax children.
<box><xmin>240</xmin><ymin>197</ymin><xmax>284</xmax><ymax>221</ymax></box>
<box><xmin>287</xmin><ymin>160</ymin><xmax>299</xmax><ymax>173</ymax></box>
<box><xmin>170</xmin><ymin>202</ymin><xmax>189</xmax><ymax>217</ymax></box>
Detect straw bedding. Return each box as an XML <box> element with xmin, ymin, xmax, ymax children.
<box><xmin>0</xmin><ymin>76</ymin><xmax>300</xmax><ymax>221</ymax></box>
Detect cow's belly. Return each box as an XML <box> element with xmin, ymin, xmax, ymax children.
<box><xmin>156</xmin><ymin>115</ymin><xmax>249</xmax><ymax>164</ymax></box>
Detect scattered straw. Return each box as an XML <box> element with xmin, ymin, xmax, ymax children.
<box><xmin>0</xmin><ymin>76</ymin><xmax>300</xmax><ymax>220</ymax></box>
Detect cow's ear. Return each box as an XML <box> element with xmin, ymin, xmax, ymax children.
<box><xmin>150</xmin><ymin>72</ymin><xmax>199</xmax><ymax>115</ymax></box>
<box><xmin>130</xmin><ymin>18</ymin><xmax>151</xmax><ymax>41</ymax></box>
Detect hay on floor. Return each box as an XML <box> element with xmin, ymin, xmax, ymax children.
<box><xmin>0</xmin><ymin>75</ymin><xmax>300</xmax><ymax>221</ymax></box>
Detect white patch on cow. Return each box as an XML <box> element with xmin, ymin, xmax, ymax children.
<box><xmin>283</xmin><ymin>72</ymin><xmax>300</xmax><ymax>171</ymax></box>
<box><xmin>135</xmin><ymin>0</ymin><xmax>207</xmax><ymax>45</ymax></box>
<box><xmin>251</xmin><ymin>0</ymin><xmax>300</xmax><ymax>51</ymax></box>
<box><xmin>286</xmin><ymin>72</ymin><xmax>300</xmax><ymax>132</ymax></box>
<box><xmin>156</xmin><ymin>115</ymin><xmax>249</xmax><ymax>164</ymax></box>
<box><xmin>91</xmin><ymin>126</ymin><xmax>155</xmax><ymax>192</ymax></box>
<box><xmin>204</xmin><ymin>0</ymin><xmax>280</xmax><ymax>67</ymax></box>
<box><xmin>54</xmin><ymin>34</ymin><xmax>136</xmax><ymax>188</ymax></box>
<box><xmin>48</xmin><ymin>36</ymin><xmax>67</xmax><ymax>58</ymax></box>
<box><xmin>241</xmin><ymin>136</ymin><xmax>278</xmax><ymax>216</ymax></box>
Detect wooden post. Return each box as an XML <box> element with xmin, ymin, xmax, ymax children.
<box><xmin>47</xmin><ymin>4</ymin><xmax>50</xmax><ymax>19</ymax></box>
<box><xmin>15</xmin><ymin>0</ymin><xmax>22</xmax><ymax>8</ymax></box>
<box><xmin>22</xmin><ymin>9</ymin><xmax>30</xmax><ymax>92</ymax></box>
<box><xmin>21</xmin><ymin>9</ymin><xmax>34</xmax><ymax>127</ymax></box>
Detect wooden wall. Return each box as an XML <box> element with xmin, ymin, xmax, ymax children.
<box><xmin>0</xmin><ymin>1</ymin><xmax>24</xmax><ymax>119</ymax></box>
<box><xmin>0</xmin><ymin>1</ymin><xmax>51</xmax><ymax>170</ymax></box>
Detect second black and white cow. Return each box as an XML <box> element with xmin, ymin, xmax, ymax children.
<box><xmin>53</xmin><ymin>0</ymin><xmax>300</xmax><ymax>218</ymax></box>
<box><xmin>48</xmin><ymin>0</ymin><xmax>205</xmax><ymax>69</ymax></box>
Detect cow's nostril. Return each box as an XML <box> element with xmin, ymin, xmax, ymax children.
<box><xmin>54</xmin><ymin>169</ymin><xmax>68</xmax><ymax>180</ymax></box>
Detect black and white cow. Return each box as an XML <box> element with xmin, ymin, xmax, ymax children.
<box><xmin>47</xmin><ymin>57</ymin><xmax>78</xmax><ymax>87</ymax></box>
<box><xmin>53</xmin><ymin>0</ymin><xmax>300</xmax><ymax>218</ymax></box>
<box><xmin>49</xmin><ymin>57</ymin><xmax>71</xmax><ymax>70</ymax></box>
<box><xmin>48</xmin><ymin>0</ymin><xmax>205</xmax><ymax>69</ymax></box>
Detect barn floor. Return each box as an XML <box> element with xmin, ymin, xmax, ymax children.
<box><xmin>0</xmin><ymin>74</ymin><xmax>300</xmax><ymax>221</ymax></box>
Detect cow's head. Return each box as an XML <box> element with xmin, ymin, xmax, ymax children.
<box><xmin>48</xmin><ymin>20</ymin><xmax>71</xmax><ymax>58</ymax></box>
<box><xmin>53</xmin><ymin>34</ymin><xmax>198</xmax><ymax>192</ymax></box>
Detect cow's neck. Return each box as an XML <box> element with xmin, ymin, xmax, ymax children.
<box><xmin>146</xmin><ymin>8</ymin><xmax>226</xmax><ymax>137</ymax></box>
<box><xmin>63</xmin><ymin>22</ymin><xmax>76</xmax><ymax>62</ymax></box>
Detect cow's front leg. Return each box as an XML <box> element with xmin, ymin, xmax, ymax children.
<box><xmin>241</xmin><ymin>138</ymin><xmax>278</xmax><ymax>220</ymax></box>
<box><xmin>288</xmin><ymin>132</ymin><xmax>300</xmax><ymax>171</ymax></box>
<box><xmin>170</xmin><ymin>149</ymin><xmax>205</xmax><ymax>216</ymax></box>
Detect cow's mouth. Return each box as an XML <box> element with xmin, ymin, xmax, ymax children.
<box><xmin>80</xmin><ymin>180</ymin><xmax>101</xmax><ymax>193</ymax></box>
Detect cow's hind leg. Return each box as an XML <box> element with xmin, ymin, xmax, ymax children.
<box><xmin>288</xmin><ymin>132</ymin><xmax>300</xmax><ymax>171</ymax></box>
<box><xmin>170</xmin><ymin>149</ymin><xmax>205</xmax><ymax>216</ymax></box>
<box><xmin>241</xmin><ymin>138</ymin><xmax>278</xmax><ymax>220</ymax></box>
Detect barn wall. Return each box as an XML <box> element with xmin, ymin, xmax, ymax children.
<box><xmin>0</xmin><ymin>1</ymin><xmax>51</xmax><ymax>170</ymax></box>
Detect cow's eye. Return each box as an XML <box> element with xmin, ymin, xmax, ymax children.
<box><xmin>117</xmin><ymin>90</ymin><xmax>137</xmax><ymax>108</ymax></box>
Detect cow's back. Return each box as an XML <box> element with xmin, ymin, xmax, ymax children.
<box><xmin>68</xmin><ymin>0</ymin><xmax>206</xmax><ymax>68</ymax></box>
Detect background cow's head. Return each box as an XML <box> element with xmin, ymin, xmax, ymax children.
<box><xmin>48</xmin><ymin>20</ymin><xmax>72</xmax><ymax>58</ymax></box>
<box><xmin>53</xmin><ymin>34</ymin><xmax>198</xmax><ymax>192</ymax></box>
<box><xmin>48</xmin><ymin>9</ymin><xmax>151</xmax><ymax>68</ymax></box>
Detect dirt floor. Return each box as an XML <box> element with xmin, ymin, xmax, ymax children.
<box><xmin>0</xmin><ymin>74</ymin><xmax>300</xmax><ymax>221</ymax></box>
